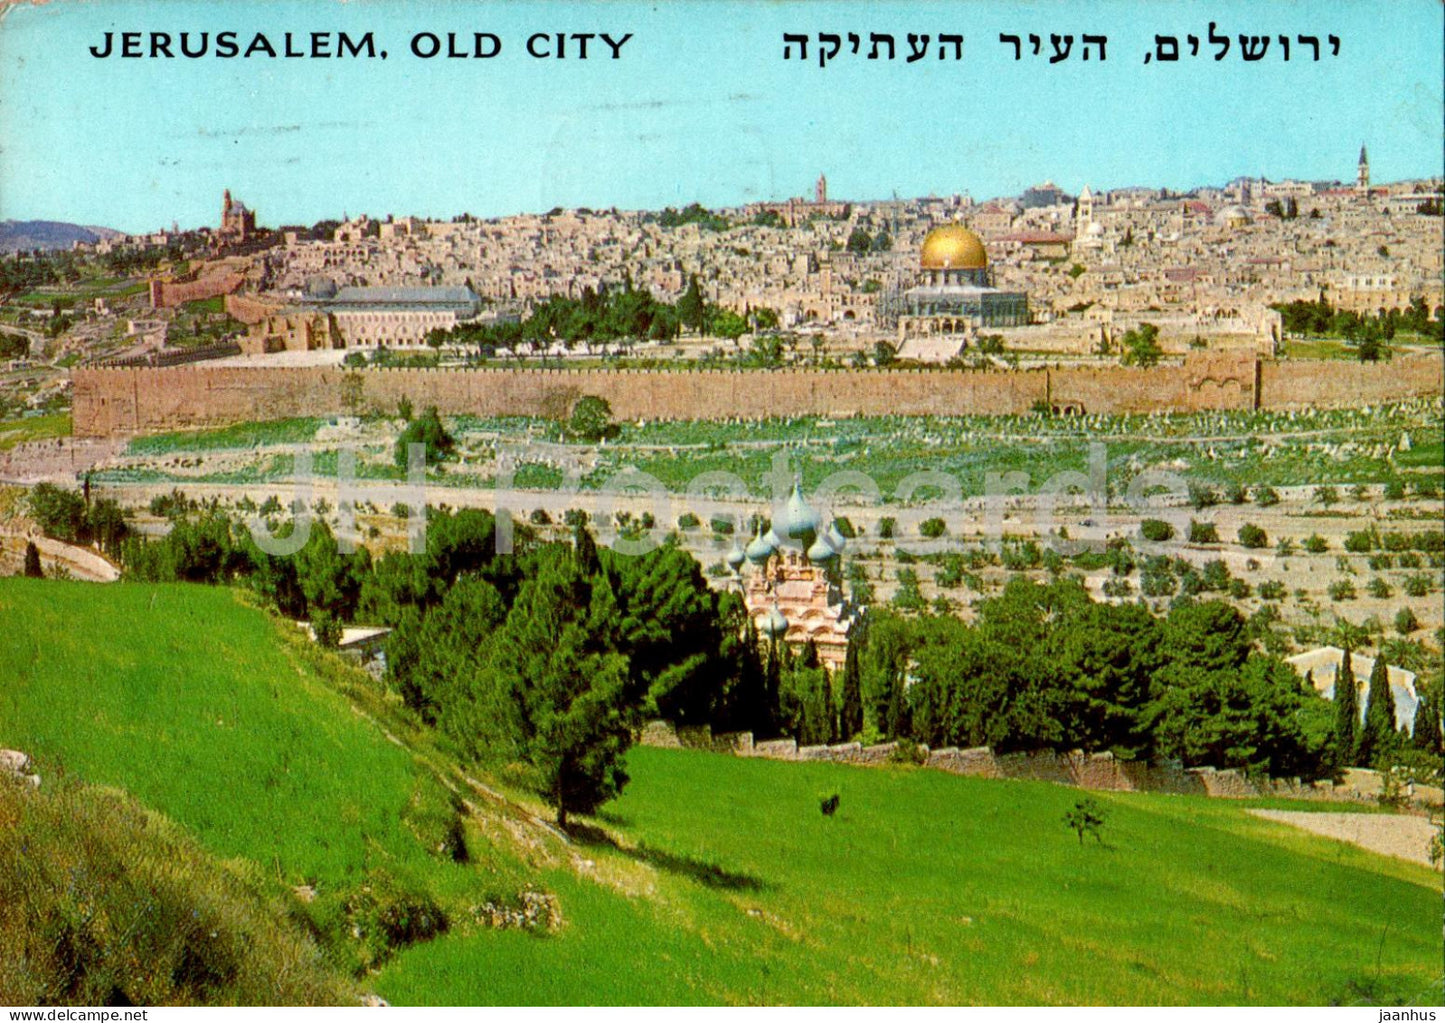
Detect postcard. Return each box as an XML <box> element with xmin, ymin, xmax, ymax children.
<box><xmin>0</xmin><ymin>0</ymin><xmax>1441</xmax><ymax>1010</ymax></box>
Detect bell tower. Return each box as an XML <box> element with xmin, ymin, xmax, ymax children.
<box><xmin>1356</xmin><ymin>145</ymin><xmax>1370</xmax><ymax>195</ymax></box>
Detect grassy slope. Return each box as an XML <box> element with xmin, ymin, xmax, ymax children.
<box><xmin>0</xmin><ymin>579</ymin><xmax>522</xmax><ymax>895</ymax></box>
<box><xmin>380</xmin><ymin>748</ymin><xmax>1441</xmax><ymax>1006</ymax></box>
<box><xmin>0</xmin><ymin>579</ymin><xmax>1439</xmax><ymax>1006</ymax></box>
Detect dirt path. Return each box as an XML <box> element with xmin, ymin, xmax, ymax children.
<box><xmin>1249</xmin><ymin>809</ymin><xmax>1440</xmax><ymax>868</ymax></box>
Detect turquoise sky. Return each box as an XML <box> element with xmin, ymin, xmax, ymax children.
<box><xmin>1</xmin><ymin>0</ymin><xmax>1440</xmax><ymax>233</ymax></box>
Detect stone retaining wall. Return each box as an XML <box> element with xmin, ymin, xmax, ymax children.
<box><xmin>638</xmin><ymin>721</ymin><xmax>1441</xmax><ymax>808</ymax></box>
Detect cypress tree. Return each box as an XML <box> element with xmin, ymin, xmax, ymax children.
<box><xmin>573</xmin><ymin>520</ymin><xmax>600</xmax><ymax>577</ymax></box>
<box><xmin>1412</xmin><ymin>684</ymin><xmax>1443</xmax><ymax>755</ymax></box>
<box><xmin>23</xmin><ymin>541</ymin><xmax>42</xmax><ymax>578</ymax></box>
<box><xmin>1358</xmin><ymin>657</ymin><xmax>1397</xmax><ymax>767</ymax></box>
<box><xmin>840</xmin><ymin>637</ymin><xmax>864</xmax><ymax>740</ymax></box>
<box><xmin>1332</xmin><ymin>647</ymin><xmax>1359</xmax><ymax>768</ymax></box>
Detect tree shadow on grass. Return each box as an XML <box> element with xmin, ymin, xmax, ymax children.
<box><xmin>564</xmin><ymin>821</ymin><xmax>769</xmax><ymax>892</ymax></box>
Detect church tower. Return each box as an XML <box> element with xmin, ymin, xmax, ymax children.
<box><xmin>1356</xmin><ymin>145</ymin><xmax>1370</xmax><ymax>195</ymax></box>
<box><xmin>1075</xmin><ymin>184</ymin><xmax>1094</xmax><ymax>239</ymax></box>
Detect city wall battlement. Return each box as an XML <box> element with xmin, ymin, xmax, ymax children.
<box><xmin>71</xmin><ymin>351</ymin><xmax>1443</xmax><ymax>438</ymax></box>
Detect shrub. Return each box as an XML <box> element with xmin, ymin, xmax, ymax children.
<box><xmin>563</xmin><ymin>508</ymin><xmax>589</xmax><ymax>527</ymax></box>
<box><xmin>1367</xmin><ymin>577</ymin><xmax>1392</xmax><ymax>599</ymax></box>
<box><xmin>1303</xmin><ymin>534</ymin><xmax>1329</xmax><ymax>554</ymax></box>
<box><xmin>709</xmin><ymin>516</ymin><xmax>734</xmax><ymax>535</ymax></box>
<box><xmin>1383</xmin><ymin>480</ymin><xmax>1406</xmax><ymax>501</ymax></box>
<box><xmin>1328</xmin><ymin>580</ymin><xmax>1357</xmax><ymax>601</ymax></box>
<box><xmin>1237</xmin><ymin>523</ymin><xmax>1269</xmax><ymax>549</ymax></box>
<box><xmin>1403</xmin><ymin>574</ymin><xmax>1433</xmax><ymax>597</ymax></box>
<box><xmin>1188</xmin><ymin>483</ymin><xmax>1218</xmax><ymax>510</ymax></box>
<box><xmin>1411</xmin><ymin>477</ymin><xmax>1440</xmax><ymax>499</ymax></box>
<box><xmin>1139</xmin><ymin>518</ymin><xmax>1174</xmax><ymax>542</ymax></box>
<box><xmin>0</xmin><ymin>780</ymin><xmax>352</xmax><ymax>1005</ymax></box>
<box><xmin>1313</xmin><ymin>485</ymin><xmax>1339</xmax><ymax>506</ymax></box>
<box><xmin>1224</xmin><ymin>483</ymin><xmax>1249</xmax><ymax>505</ymax></box>
<box><xmin>1394</xmin><ymin>607</ymin><xmax>1420</xmax><ymax>634</ymax></box>
<box><xmin>393</xmin><ymin>407</ymin><xmax>454</xmax><ymax>467</ymax></box>
<box><xmin>1187</xmin><ymin>519</ymin><xmax>1219</xmax><ymax>544</ymax></box>
<box><xmin>1350</xmin><ymin>483</ymin><xmax>1370</xmax><ymax>502</ymax></box>
<box><xmin>1253</xmin><ymin>485</ymin><xmax>1280</xmax><ymax>507</ymax></box>
<box><xmin>530</xmin><ymin>508</ymin><xmax>552</xmax><ymax>525</ymax></box>
<box><xmin>1344</xmin><ymin>529</ymin><xmax>1378</xmax><ymax>553</ymax></box>
<box><xmin>1367</xmin><ymin>553</ymin><xmax>1395</xmax><ymax>571</ymax></box>
<box><xmin>919</xmin><ymin>517</ymin><xmax>947</xmax><ymax>539</ymax></box>
<box><xmin>1258</xmin><ymin>580</ymin><xmax>1287</xmax><ymax>601</ymax></box>
<box><xmin>878</xmin><ymin>517</ymin><xmax>897</xmax><ymax>539</ymax></box>
<box><xmin>1275</xmin><ymin>538</ymin><xmax>1295</xmax><ymax>557</ymax></box>
<box><xmin>1228</xmin><ymin>579</ymin><xmax>1251</xmax><ymax>600</ymax></box>
<box><xmin>1062</xmin><ymin>798</ymin><xmax>1107</xmax><ymax>845</ymax></box>
<box><xmin>1201</xmin><ymin>560</ymin><xmax>1232</xmax><ymax>591</ymax></box>
<box><xmin>676</xmin><ymin>512</ymin><xmax>701</xmax><ymax>530</ymax></box>
<box><xmin>831</xmin><ymin>516</ymin><xmax>856</xmax><ymax>539</ymax></box>
<box><xmin>567</xmin><ymin>395</ymin><xmax>617</xmax><ymax>441</ymax></box>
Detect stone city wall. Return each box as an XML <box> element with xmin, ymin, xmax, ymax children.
<box><xmin>148</xmin><ymin>272</ymin><xmax>246</xmax><ymax>310</ymax></box>
<box><xmin>638</xmin><ymin>721</ymin><xmax>1442</xmax><ymax>808</ymax></box>
<box><xmin>71</xmin><ymin>351</ymin><xmax>1442</xmax><ymax>438</ymax></box>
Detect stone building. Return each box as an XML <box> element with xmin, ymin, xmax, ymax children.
<box><xmin>728</xmin><ymin>483</ymin><xmax>857</xmax><ymax>672</ymax></box>
<box><xmin>219</xmin><ymin>190</ymin><xmax>256</xmax><ymax>243</ymax></box>
<box><xmin>301</xmin><ymin>283</ymin><xmax>482</xmax><ymax>347</ymax></box>
<box><xmin>883</xmin><ymin>224</ymin><xmax>1031</xmax><ymax>337</ymax></box>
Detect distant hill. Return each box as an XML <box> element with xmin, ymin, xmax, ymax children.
<box><xmin>0</xmin><ymin>220</ymin><xmax>123</xmax><ymax>253</ymax></box>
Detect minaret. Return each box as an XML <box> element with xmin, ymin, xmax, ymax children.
<box><xmin>223</xmin><ymin>189</ymin><xmax>233</xmax><ymax>215</ymax></box>
<box><xmin>1356</xmin><ymin>145</ymin><xmax>1370</xmax><ymax>195</ymax></box>
<box><xmin>815</xmin><ymin>173</ymin><xmax>827</xmax><ymax>204</ymax></box>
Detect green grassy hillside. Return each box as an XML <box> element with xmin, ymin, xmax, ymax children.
<box><xmin>0</xmin><ymin>579</ymin><xmax>1439</xmax><ymax>1006</ymax></box>
<box><xmin>380</xmin><ymin>746</ymin><xmax>1442</xmax><ymax>1006</ymax></box>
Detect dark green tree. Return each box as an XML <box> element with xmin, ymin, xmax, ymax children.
<box><xmin>677</xmin><ymin>275</ymin><xmax>706</xmax><ymax>332</ymax></box>
<box><xmin>490</xmin><ymin>547</ymin><xmax>639</xmax><ymax>827</ymax></box>
<box><xmin>1333</xmin><ymin>648</ymin><xmax>1360</xmax><ymax>768</ymax></box>
<box><xmin>1411</xmin><ymin>680</ymin><xmax>1443</xmax><ymax>755</ymax></box>
<box><xmin>1357</xmin><ymin>656</ymin><xmax>1398</xmax><ymax>767</ymax></box>
<box><xmin>22</xmin><ymin>541</ymin><xmax>42</xmax><ymax>578</ymax></box>
<box><xmin>568</xmin><ymin>395</ymin><xmax>617</xmax><ymax>442</ymax></box>
<box><xmin>394</xmin><ymin>406</ymin><xmax>454</xmax><ymax>467</ymax></box>
<box><xmin>839</xmin><ymin>634</ymin><xmax>864</xmax><ymax>740</ymax></box>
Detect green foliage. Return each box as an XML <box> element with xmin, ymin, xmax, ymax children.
<box><xmin>22</xmin><ymin>541</ymin><xmax>41</xmax><ymax>578</ymax></box>
<box><xmin>1237</xmin><ymin>523</ymin><xmax>1269</xmax><ymax>549</ymax></box>
<box><xmin>568</xmin><ymin>395</ymin><xmax>618</xmax><ymax>442</ymax></box>
<box><xmin>1333</xmin><ymin>649</ymin><xmax>1360</xmax><ymax>769</ymax></box>
<box><xmin>1187</xmin><ymin>519</ymin><xmax>1219</xmax><ymax>544</ymax></box>
<box><xmin>0</xmin><ymin>779</ymin><xmax>353</xmax><ymax>1006</ymax></box>
<box><xmin>1253</xmin><ymin>485</ymin><xmax>1280</xmax><ymax>507</ymax></box>
<box><xmin>1303</xmin><ymin>533</ymin><xmax>1329</xmax><ymax>554</ymax></box>
<box><xmin>877</xmin><ymin>516</ymin><xmax>897</xmax><ymax>539</ymax></box>
<box><xmin>918</xmin><ymin>516</ymin><xmax>947</xmax><ymax>539</ymax></box>
<box><xmin>27</xmin><ymin>482</ymin><xmax>89</xmax><ymax>544</ymax></box>
<box><xmin>1357</xmin><ymin>658</ymin><xmax>1398</xmax><ymax>768</ymax></box>
<box><xmin>1139</xmin><ymin>518</ymin><xmax>1174</xmax><ymax>542</ymax></box>
<box><xmin>1062</xmin><ymin>798</ymin><xmax>1107</xmax><ymax>845</ymax></box>
<box><xmin>1120</xmin><ymin>323</ymin><xmax>1163</xmax><ymax>368</ymax></box>
<box><xmin>394</xmin><ymin>407</ymin><xmax>455</xmax><ymax>468</ymax></box>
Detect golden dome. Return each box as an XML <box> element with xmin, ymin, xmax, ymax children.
<box><xmin>920</xmin><ymin>224</ymin><xmax>988</xmax><ymax>270</ymax></box>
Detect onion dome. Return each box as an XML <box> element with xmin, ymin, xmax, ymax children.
<box><xmin>807</xmin><ymin>535</ymin><xmax>838</xmax><ymax>564</ymax></box>
<box><xmin>725</xmin><ymin>541</ymin><xmax>746</xmax><ymax>572</ymax></box>
<box><xmin>745</xmin><ymin>523</ymin><xmax>775</xmax><ymax>564</ymax></box>
<box><xmin>824</xmin><ymin>521</ymin><xmax>847</xmax><ymax>554</ymax></box>
<box><xmin>774</xmin><ymin>482</ymin><xmax>820</xmax><ymax>546</ymax></box>
<box><xmin>760</xmin><ymin>602</ymin><xmax>789</xmax><ymax>638</ymax></box>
